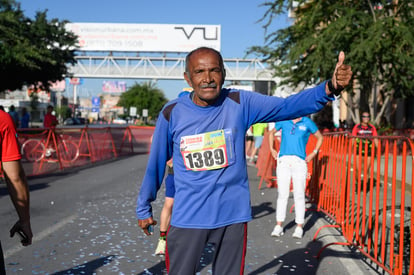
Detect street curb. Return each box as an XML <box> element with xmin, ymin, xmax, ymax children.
<box><xmin>311</xmin><ymin>210</ymin><xmax>380</xmax><ymax>274</ymax></box>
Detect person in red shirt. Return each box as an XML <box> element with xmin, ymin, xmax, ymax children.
<box><xmin>352</xmin><ymin>111</ymin><xmax>379</xmax><ymax>185</ymax></box>
<box><xmin>43</xmin><ymin>105</ymin><xmax>58</xmax><ymax>128</ymax></box>
<box><xmin>0</xmin><ymin>110</ymin><xmax>33</xmax><ymax>273</ymax></box>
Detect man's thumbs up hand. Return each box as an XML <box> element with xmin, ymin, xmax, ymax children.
<box><xmin>327</xmin><ymin>51</ymin><xmax>352</xmax><ymax>96</ymax></box>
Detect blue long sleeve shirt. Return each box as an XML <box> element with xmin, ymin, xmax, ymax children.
<box><xmin>136</xmin><ymin>81</ymin><xmax>333</xmax><ymax>229</ymax></box>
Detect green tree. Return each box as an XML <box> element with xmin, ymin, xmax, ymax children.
<box><xmin>250</xmin><ymin>0</ymin><xmax>414</xmax><ymax>126</ymax></box>
<box><xmin>0</xmin><ymin>0</ymin><xmax>78</xmax><ymax>92</ymax></box>
<box><xmin>56</xmin><ymin>105</ymin><xmax>72</xmax><ymax>120</ymax></box>
<box><xmin>29</xmin><ymin>91</ymin><xmax>38</xmax><ymax>112</ymax></box>
<box><xmin>117</xmin><ymin>82</ymin><xmax>168</xmax><ymax>120</ymax></box>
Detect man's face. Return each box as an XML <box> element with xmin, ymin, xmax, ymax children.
<box><xmin>361</xmin><ymin>112</ymin><xmax>370</xmax><ymax>124</ymax></box>
<box><xmin>184</xmin><ymin>49</ymin><xmax>225</xmax><ymax>106</ymax></box>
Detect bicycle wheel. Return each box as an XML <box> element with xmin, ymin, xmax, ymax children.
<box><xmin>21</xmin><ymin>139</ymin><xmax>45</xmax><ymax>162</ymax></box>
<box><xmin>57</xmin><ymin>140</ymin><xmax>79</xmax><ymax>163</ymax></box>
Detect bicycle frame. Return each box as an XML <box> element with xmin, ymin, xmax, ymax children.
<box><xmin>21</xmin><ymin>129</ymin><xmax>79</xmax><ymax>166</ymax></box>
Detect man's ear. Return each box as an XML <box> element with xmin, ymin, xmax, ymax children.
<box><xmin>184</xmin><ymin>72</ymin><xmax>193</xmax><ymax>87</ymax></box>
<box><xmin>221</xmin><ymin>69</ymin><xmax>226</xmax><ymax>85</ymax></box>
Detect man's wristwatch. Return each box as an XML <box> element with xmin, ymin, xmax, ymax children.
<box><xmin>313</xmin><ymin>149</ymin><xmax>319</xmax><ymax>154</ymax></box>
<box><xmin>327</xmin><ymin>79</ymin><xmax>344</xmax><ymax>96</ymax></box>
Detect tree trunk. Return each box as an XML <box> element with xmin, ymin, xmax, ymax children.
<box><xmin>374</xmin><ymin>93</ymin><xmax>391</xmax><ymax>125</ymax></box>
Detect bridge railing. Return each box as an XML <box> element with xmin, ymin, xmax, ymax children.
<box><xmin>70</xmin><ymin>55</ymin><xmax>275</xmax><ymax>81</ymax></box>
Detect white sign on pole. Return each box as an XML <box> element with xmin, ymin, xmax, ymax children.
<box><xmin>142</xmin><ymin>109</ymin><xmax>148</xmax><ymax>118</ymax></box>
<box><xmin>130</xmin><ymin>107</ymin><xmax>137</xmax><ymax>117</ymax></box>
<box><xmin>66</xmin><ymin>23</ymin><xmax>221</xmax><ymax>52</ymax></box>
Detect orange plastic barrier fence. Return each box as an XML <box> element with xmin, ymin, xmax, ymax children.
<box><xmin>257</xmin><ymin>132</ymin><xmax>414</xmax><ymax>274</ymax></box>
<box><xmin>126</xmin><ymin>126</ymin><xmax>155</xmax><ymax>154</ymax></box>
<box><xmin>256</xmin><ymin>129</ymin><xmax>277</xmax><ymax>189</ymax></box>
<box><xmin>316</xmin><ymin>134</ymin><xmax>413</xmax><ymax>275</ymax></box>
<box><xmin>13</xmin><ymin>126</ymin><xmax>154</xmax><ymax>177</ymax></box>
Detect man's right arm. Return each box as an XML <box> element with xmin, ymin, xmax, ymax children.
<box><xmin>2</xmin><ymin>160</ymin><xmax>33</xmax><ymax>246</ymax></box>
<box><xmin>136</xmin><ymin>113</ymin><xmax>171</xmax><ymax>234</ymax></box>
<box><xmin>352</xmin><ymin>125</ymin><xmax>358</xmax><ymax>136</ymax></box>
<box><xmin>268</xmin><ymin>129</ymin><xmax>277</xmax><ymax>160</ymax></box>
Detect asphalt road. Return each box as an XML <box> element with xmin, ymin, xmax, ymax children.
<box><xmin>0</xmin><ymin>154</ymin><xmax>379</xmax><ymax>275</ymax></box>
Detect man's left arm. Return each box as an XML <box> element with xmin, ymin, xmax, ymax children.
<box><xmin>244</xmin><ymin>51</ymin><xmax>352</xmax><ymax>125</ymax></box>
<box><xmin>372</xmin><ymin>125</ymin><xmax>379</xmax><ymax>147</ymax></box>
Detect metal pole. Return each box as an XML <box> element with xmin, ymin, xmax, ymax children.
<box><xmin>57</xmin><ymin>91</ymin><xmax>62</xmax><ymax>121</ymax></box>
<box><xmin>373</xmin><ymin>81</ymin><xmax>377</xmax><ymax>120</ymax></box>
<box><xmin>73</xmin><ymin>84</ymin><xmax>77</xmax><ymax>115</ymax></box>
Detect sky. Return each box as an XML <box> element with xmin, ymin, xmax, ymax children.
<box><xmin>18</xmin><ymin>0</ymin><xmax>292</xmax><ymax>100</ymax></box>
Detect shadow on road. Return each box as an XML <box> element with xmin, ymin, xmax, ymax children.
<box><xmin>0</xmin><ymin>180</ymin><xmax>49</xmax><ymax>197</ymax></box>
<box><xmin>252</xmin><ymin>201</ymin><xmax>274</xmax><ymax>219</ymax></box>
<box><xmin>137</xmin><ymin>243</ymin><xmax>215</xmax><ymax>275</ymax></box>
<box><xmin>248</xmin><ymin>239</ymin><xmax>324</xmax><ymax>275</ymax></box>
<box><xmin>51</xmin><ymin>255</ymin><xmax>116</xmax><ymax>275</ymax></box>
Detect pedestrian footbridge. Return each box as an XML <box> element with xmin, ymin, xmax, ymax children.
<box><xmin>69</xmin><ymin>55</ymin><xmax>276</xmax><ymax>81</ymax></box>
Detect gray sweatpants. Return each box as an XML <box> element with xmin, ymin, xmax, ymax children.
<box><xmin>166</xmin><ymin>222</ymin><xmax>247</xmax><ymax>275</ymax></box>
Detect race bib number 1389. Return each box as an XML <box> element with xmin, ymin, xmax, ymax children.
<box><xmin>180</xmin><ymin>130</ymin><xmax>229</xmax><ymax>171</ymax></box>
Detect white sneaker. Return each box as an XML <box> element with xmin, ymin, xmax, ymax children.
<box><xmin>155</xmin><ymin>238</ymin><xmax>166</xmax><ymax>255</ymax></box>
<box><xmin>271</xmin><ymin>225</ymin><xmax>284</xmax><ymax>237</ymax></box>
<box><xmin>292</xmin><ymin>226</ymin><xmax>303</xmax><ymax>239</ymax></box>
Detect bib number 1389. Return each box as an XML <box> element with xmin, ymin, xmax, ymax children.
<box><xmin>183</xmin><ymin>147</ymin><xmax>227</xmax><ymax>171</ymax></box>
